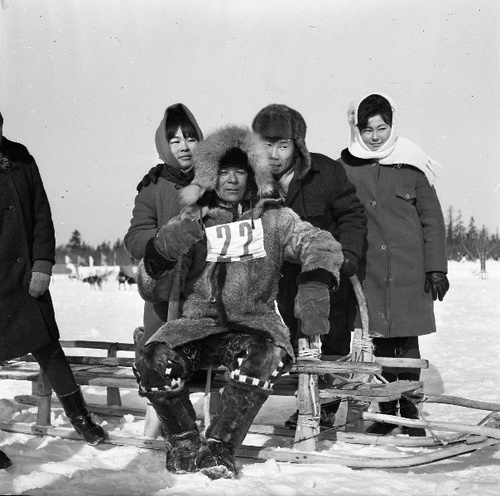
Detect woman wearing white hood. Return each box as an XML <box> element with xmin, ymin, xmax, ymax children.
<box><xmin>338</xmin><ymin>93</ymin><xmax>449</xmax><ymax>436</ymax></box>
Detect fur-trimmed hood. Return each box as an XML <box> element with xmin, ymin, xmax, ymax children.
<box><xmin>181</xmin><ymin>126</ymin><xmax>276</xmax><ymax>206</ymax></box>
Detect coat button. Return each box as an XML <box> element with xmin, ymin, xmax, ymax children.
<box><xmin>380</xmin><ymin>245</ymin><xmax>387</xmax><ymax>250</ymax></box>
<box><xmin>210</xmin><ymin>297</ymin><xmax>216</xmax><ymax>303</ymax></box>
<box><xmin>175</xmin><ymin>184</ymin><xmax>181</xmax><ymax>190</ymax></box>
<box><xmin>9</xmin><ymin>205</ymin><xmax>16</xmax><ymax>211</ymax></box>
<box><xmin>16</xmin><ymin>257</ymin><xmax>25</xmax><ymax>263</ymax></box>
<box><xmin>370</xmin><ymin>201</ymin><xmax>377</xmax><ymax>206</ymax></box>
<box><xmin>405</xmin><ymin>194</ymin><xmax>410</xmax><ymax>199</ymax></box>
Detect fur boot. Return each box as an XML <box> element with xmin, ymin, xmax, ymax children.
<box><xmin>58</xmin><ymin>387</ymin><xmax>106</xmax><ymax>446</ymax></box>
<box><xmin>165</xmin><ymin>429</ymin><xmax>201</xmax><ymax>473</ymax></box>
<box><xmin>147</xmin><ymin>389</ymin><xmax>201</xmax><ymax>472</ymax></box>
<box><xmin>197</xmin><ymin>379</ymin><xmax>270</xmax><ymax>479</ymax></box>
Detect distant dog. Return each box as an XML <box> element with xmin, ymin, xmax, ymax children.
<box><xmin>82</xmin><ymin>275</ymin><xmax>103</xmax><ymax>290</ymax></box>
<box><xmin>118</xmin><ymin>272</ymin><xmax>136</xmax><ymax>290</ymax></box>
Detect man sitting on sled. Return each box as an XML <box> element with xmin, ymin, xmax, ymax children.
<box><xmin>133</xmin><ymin>125</ymin><xmax>343</xmax><ymax>479</ymax></box>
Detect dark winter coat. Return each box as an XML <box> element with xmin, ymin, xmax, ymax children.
<box><xmin>339</xmin><ymin>149</ymin><xmax>448</xmax><ymax>338</ymax></box>
<box><xmin>124</xmin><ymin>171</ymin><xmax>187</xmax><ymax>261</ymax></box>
<box><xmin>283</xmin><ymin>153</ymin><xmax>366</xmax><ymax>256</ymax></box>
<box><xmin>0</xmin><ymin>137</ymin><xmax>59</xmax><ymax>361</ymax></box>
<box><xmin>277</xmin><ymin>152</ymin><xmax>367</xmax><ymax>351</ymax></box>
<box><xmin>124</xmin><ymin>104</ymin><xmax>203</xmax><ymax>340</ymax></box>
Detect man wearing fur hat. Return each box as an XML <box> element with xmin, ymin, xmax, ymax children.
<box><xmin>252</xmin><ymin>104</ymin><xmax>367</xmax><ymax>427</ymax></box>
<box><xmin>133</xmin><ymin>125</ymin><xmax>343</xmax><ymax>479</ymax></box>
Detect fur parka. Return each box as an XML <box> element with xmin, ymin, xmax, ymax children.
<box><xmin>137</xmin><ymin>126</ymin><xmax>344</xmax><ymax>359</ymax></box>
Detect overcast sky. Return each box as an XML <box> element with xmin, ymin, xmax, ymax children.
<box><xmin>1</xmin><ymin>0</ymin><xmax>499</xmax><ymax>246</ymax></box>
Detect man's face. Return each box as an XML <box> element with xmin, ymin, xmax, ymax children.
<box><xmin>264</xmin><ymin>139</ymin><xmax>295</xmax><ymax>176</ymax></box>
<box><xmin>217</xmin><ymin>166</ymin><xmax>248</xmax><ymax>203</ymax></box>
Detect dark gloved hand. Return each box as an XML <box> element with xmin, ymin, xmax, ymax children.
<box><xmin>294</xmin><ymin>282</ymin><xmax>330</xmax><ymax>335</ymax></box>
<box><xmin>136</xmin><ymin>164</ymin><xmax>164</xmax><ymax>192</ymax></box>
<box><xmin>29</xmin><ymin>272</ymin><xmax>51</xmax><ymax>298</ymax></box>
<box><xmin>340</xmin><ymin>250</ymin><xmax>359</xmax><ymax>277</ymax></box>
<box><xmin>153</xmin><ymin>216</ymin><xmax>204</xmax><ymax>262</ymax></box>
<box><xmin>424</xmin><ymin>271</ymin><xmax>450</xmax><ymax>301</ymax></box>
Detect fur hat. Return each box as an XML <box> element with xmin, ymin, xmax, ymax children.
<box><xmin>181</xmin><ymin>125</ymin><xmax>276</xmax><ymax>206</ymax></box>
<box><xmin>251</xmin><ymin>104</ymin><xmax>311</xmax><ymax>179</ymax></box>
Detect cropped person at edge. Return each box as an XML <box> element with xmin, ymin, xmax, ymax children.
<box><xmin>0</xmin><ymin>111</ymin><xmax>105</xmax><ymax>470</ymax></box>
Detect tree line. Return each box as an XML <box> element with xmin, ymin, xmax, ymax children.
<box><xmin>445</xmin><ymin>207</ymin><xmax>499</xmax><ymax>271</ymax></box>
<box><xmin>56</xmin><ymin>207</ymin><xmax>500</xmax><ymax>268</ymax></box>
<box><xmin>55</xmin><ymin>230</ymin><xmax>135</xmax><ymax>267</ymax></box>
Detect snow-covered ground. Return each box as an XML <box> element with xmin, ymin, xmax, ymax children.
<box><xmin>1</xmin><ymin>261</ymin><xmax>499</xmax><ymax>495</ymax></box>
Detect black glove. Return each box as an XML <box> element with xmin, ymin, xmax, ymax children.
<box><xmin>153</xmin><ymin>216</ymin><xmax>204</xmax><ymax>262</ymax></box>
<box><xmin>136</xmin><ymin>164</ymin><xmax>164</xmax><ymax>192</ymax></box>
<box><xmin>425</xmin><ymin>271</ymin><xmax>449</xmax><ymax>301</ymax></box>
<box><xmin>294</xmin><ymin>282</ymin><xmax>330</xmax><ymax>336</ymax></box>
<box><xmin>340</xmin><ymin>250</ymin><xmax>359</xmax><ymax>277</ymax></box>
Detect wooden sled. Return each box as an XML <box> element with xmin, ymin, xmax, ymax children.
<box><xmin>1</xmin><ymin>276</ymin><xmax>500</xmax><ymax>469</ymax></box>
<box><xmin>0</xmin><ymin>410</ymin><xmax>498</xmax><ymax>469</ymax></box>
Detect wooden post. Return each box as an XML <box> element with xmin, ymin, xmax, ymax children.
<box><xmin>294</xmin><ymin>335</ymin><xmax>321</xmax><ymax>450</ymax></box>
<box><xmin>36</xmin><ymin>369</ymin><xmax>53</xmax><ymax>426</ymax></box>
<box><xmin>106</xmin><ymin>343</ymin><xmax>122</xmax><ymax>406</ymax></box>
<box><xmin>347</xmin><ymin>276</ymin><xmax>372</xmax><ymax>432</ymax></box>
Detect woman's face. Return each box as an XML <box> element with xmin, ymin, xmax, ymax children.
<box><xmin>168</xmin><ymin>127</ymin><xmax>199</xmax><ymax>171</ymax></box>
<box><xmin>217</xmin><ymin>166</ymin><xmax>248</xmax><ymax>203</ymax></box>
<box><xmin>360</xmin><ymin>115</ymin><xmax>392</xmax><ymax>151</ymax></box>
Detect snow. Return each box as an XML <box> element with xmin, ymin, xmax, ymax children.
<box><xmin>1</xmin><ymin>261</ymin><xmax>499</xmax><ymax>495</ymax></box>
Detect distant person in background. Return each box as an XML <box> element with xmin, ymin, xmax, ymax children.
<box><xmin>124</xmin><ymin>103</ymin><xmax>203</xmax><ymax>352</ymax></box>
<box><xmin>338</xmin><ymin>93</ymin><xmax>449</xmax><ymax>436</ymax></box>
<box><xmin>0</xmin><ymin>112</ymin><xmax>105</xmax><ymax>469</ymax></box>
<box><xmin>251</xmin><ymin>104</ymin><xmax>367</xmax><ymax>428</ymax></box>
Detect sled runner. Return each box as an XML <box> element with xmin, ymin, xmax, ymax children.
<box><xmin>1</xmin><ymin>276</ymin><xmax>499</xmax><ymax>469</ymax></box>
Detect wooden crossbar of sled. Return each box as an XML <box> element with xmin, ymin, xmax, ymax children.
<box><xmin>1</xmin><ymin>276</ymin><xmax>499</xmax><ymax>468</ymax></box>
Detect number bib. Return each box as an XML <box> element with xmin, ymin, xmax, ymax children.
<box><xmin>205</xmin><ymin>218</ymin><xmax>266</xmax><ymax>262</ymax></box>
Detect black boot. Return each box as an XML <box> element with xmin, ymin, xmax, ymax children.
<box><xmin>197</xmin><ymin>379</ymin><xmax>270</xmax><ymax>480</ymax></box>
<box><xmin>285</xmin><ymin>400</ymin><xmax>340</xmax><ymax>429</ymax></box>
<box><xmin>400</xmin><ymin>396</ymin><xmax>426</xmax><ymax>437</ymax></box>
<box><xmin>146</xmin><ymin>389</ymin><xmax>201</xmax><ymax>473</ymax></box>
<box><xmin>365</xmin><ymin>400</ymin><xmax>398</xmax><ymax>435</ymax></box>
<box><xmin>0</xmin><ymin>450</ymin><xmax>12</xmax><ymax>469</ymax></box>
<box><xmin>58</xmin><ymin>387</ymin><xmax>106</xmax><ymax>446</ymax></box>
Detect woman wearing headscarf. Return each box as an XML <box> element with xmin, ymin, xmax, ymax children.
<box><xmin>338</xmin><ymin>93</ymin><xmax>449</xmax><ymax>436</ymax></box>
<box><xmin>124</xmin><ymin>103</ymin><xmax>203</xmax><ymax>351</ymax></box>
